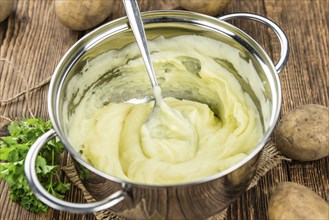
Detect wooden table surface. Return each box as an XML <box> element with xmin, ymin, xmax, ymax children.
<box><xmin>0</xmin><ymin>0</ymin><xmax>328</xmax><ymax>219</ymax></box>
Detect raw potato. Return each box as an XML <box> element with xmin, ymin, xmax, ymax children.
<box><xmin>274</xmin><ymin>104</ymin><xmax>329</xmax><ymax>161</ymax></box>
<box><xmin>268</xmin><ymin>182</ymin><xmax>329</xmax><ymax>220</ymax></box>
<box><xmin>54</xmin><ymin>0</ymin><xmax>113</xmax><ymax>31</ymax></box>
<box><xmin>0</xmin><ymin>0</ymin><xmax>15</xmax><ymax>23</ymax></box>
<box><xmin>179</xmin><ymin>0</ymin><xmax>232</xmax><ymax>16</ymax></box>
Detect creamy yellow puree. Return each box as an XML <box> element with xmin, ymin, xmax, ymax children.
<box><xmin>64</xmin><ymin>35</ymin><xmax>266</xmax><ymax>185</ymax></box>
<box><xmin>141</xmin><ymin>85</ymin><xmax>198</xmax><ymax>164</ymax></box>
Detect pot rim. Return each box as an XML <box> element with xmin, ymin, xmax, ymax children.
<box><xmin>48</xmin><ymin>10</ymin><xmax>282</xmax><ymax>189</ymax></box>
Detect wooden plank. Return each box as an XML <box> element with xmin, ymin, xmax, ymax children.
<box><xmin>0</xmin><ymin>0</ymin><xmax>77</xmax><ymax>121</ymax></box>
<box><xmin>265</xmin><ymin>0</ymin><xmax>329</xmax><ymax>112</ymax></box>
<box><xmin>264</xmin><ymin>0</ymin><xmax>329</xmax><ymax>196</ymax></box>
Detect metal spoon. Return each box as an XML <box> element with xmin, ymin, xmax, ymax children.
<box><xmin>123</xmin><ymin>0</ymin><xmax>169</xmax><ymax>131</ymax></box>
<box><xmin>123</xmin><ymin>0</ymin><xmax>173</xmax><ymax>123</ymax></box>
<box><xmin>123</xmin><ymin>0</ymin><xmax>160</xmax><ymax>94</ymax></box>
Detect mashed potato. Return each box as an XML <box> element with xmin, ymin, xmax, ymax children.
<box><xmin>64</xmin><ymin>35</ymin><xmax>265</xmax><ymax>185</ymax></box>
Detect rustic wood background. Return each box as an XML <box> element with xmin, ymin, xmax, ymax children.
<box><xmin>0</xmin><ymin>0</ymin><xmax>328</xmax><ymax>219</ymax></box>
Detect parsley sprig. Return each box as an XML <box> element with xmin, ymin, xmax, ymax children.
<box><xmin>0</xmin><ymin>118</ymin><xmax>70</xmax><ymax>213</ymax></box>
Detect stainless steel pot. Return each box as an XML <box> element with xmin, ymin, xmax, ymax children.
<box><xmin>24</xmin><ymin>10</ymin><xmax>288</xmax><ymax>219</ymax></box>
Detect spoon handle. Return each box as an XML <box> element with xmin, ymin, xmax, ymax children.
<box><xmin>123</xmin><ymin>0</ymin><xmax>158</xmax><ymax>87</ymax></box>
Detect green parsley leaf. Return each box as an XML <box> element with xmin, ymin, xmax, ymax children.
<box><xmin>0</xmin><ymin>118</ymin><xmax>71</xmax><ymax>213</ymax></box>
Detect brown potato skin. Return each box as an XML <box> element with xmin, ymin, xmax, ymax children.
<box><xmin>0</xmin><ymin>0</ymin><xmax>15</xmax><ymax>23</ymax></box>
<box><xmin>274</xmin><ymin>104</ymin><xmax>329</xmax><ymax>161</ymax></box>
<box><xmin>54</xmin><ymin>0</ymin><xmax>113</xmax><ymax>31</ymax></box>
<box><xmin>269</xmin><ymin>182</ymin><xmax>329</xmax><ymax>220</ymax></box>
<box><xmin>179</xmin><ymin>0</ymin><xmax>232</xmax><ymax>16</ymax></box>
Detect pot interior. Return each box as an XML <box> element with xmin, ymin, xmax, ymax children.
<box><xmin>50</xmin><ymin>11</ymin><xmax>280</xmax><ymax>185</ymax></box>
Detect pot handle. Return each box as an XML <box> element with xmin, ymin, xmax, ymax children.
<box><xmin>218</xmin><ymin>13</ymin><xmax>289</xmax><ymax>74</ymax></box>
<box><xmin>24</xmin><ymin>129</ymin><xmax>127</xmax><ymax>213</ymax></box>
